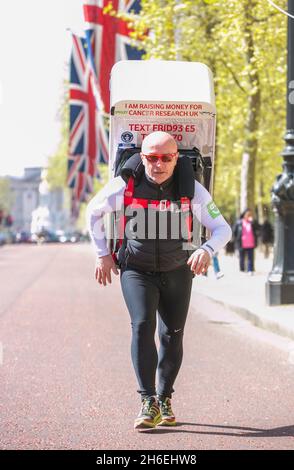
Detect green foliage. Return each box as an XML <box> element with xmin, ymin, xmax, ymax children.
<box><xmin>52</xmin><ymin>1</ymin><xmax>288</xmax><ymax>223</ymax></box>
<box><xmin>47</xmin><ymin>81</ymin><xmax>69</xmax><ymax>190</ymax></box>
<box><xmin>128</xmin><ymin>0</ymin><xmax>287</xmax><ymax>219</ymax></box>
<box><xmin>0</xmin><ymin>177</ymin><xmax>13</xmax><ymax>212</ymax></box>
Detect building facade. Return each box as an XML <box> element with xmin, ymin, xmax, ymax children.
<box><xmin>9</xmin><ymin>167</ymin><xmax>71</xmax><ymax>233</ymax></box>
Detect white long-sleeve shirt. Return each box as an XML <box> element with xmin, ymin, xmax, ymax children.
<box><xmin>86</xmin><ymin>175</ymin><xmax>232</xmax><ymax>259</ymax></box>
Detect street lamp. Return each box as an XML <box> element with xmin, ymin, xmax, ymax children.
<box><xmin>266</xmin><ymin>0</ymin><xmax>294</xmax><ymax>305</ymax></box>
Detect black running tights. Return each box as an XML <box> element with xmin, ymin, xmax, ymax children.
<box><xmin>120</xmin><ymin>264</ymin><xmax>194</xmax><ymax>399</ymax></box>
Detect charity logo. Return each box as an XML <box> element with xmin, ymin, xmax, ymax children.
<box><xmin>207</xmin><ymin>200</ymin><xmax>220</xmax><ymax>219</ymax></box>
<box><xmin>121</xmin><ymin>131</ymin><xmax>134</xmax><ymax>143</ymax></box>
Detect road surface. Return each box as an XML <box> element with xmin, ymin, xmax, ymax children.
<box><xmin>0</xmin><ymin>243</ymin><xmax>293</xmax><ymax>450</ymax></box>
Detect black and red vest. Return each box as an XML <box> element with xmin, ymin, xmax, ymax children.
<box><xmin>116</xmin><ymin>154</ymin><xmax>196</xmax><ymax>272</ymax></box>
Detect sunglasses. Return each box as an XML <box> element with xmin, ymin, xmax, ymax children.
<box><xmin>141</xmin><ymin>152</ymin><xmax>178</xmax><ymax>163</ymax></box>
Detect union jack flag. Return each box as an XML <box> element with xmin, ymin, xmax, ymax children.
<box><xmin>68</xmin><ymin>1</ymin><xmax>142</xmax><ymax>216</ymax></box>
<box><xmin>83</xmin><ymin>0</ymin><xmax>142</xmax><ymax>115</ymax></box>
<box><xmin>68</xmin><ymin>33</ymin><xmax>107</xmax><ymax>208</ymax></box>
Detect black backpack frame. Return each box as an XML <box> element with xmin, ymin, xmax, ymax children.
<box><xmin>114</xmin><ymin>146</ymin><xmax>212</xmax><ymax>191</ymax></box>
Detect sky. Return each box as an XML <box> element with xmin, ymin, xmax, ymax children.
<box><xmin>0</xmin><ymin>0</ymin><xmax>85</xmax><ymax>177</ymax></box>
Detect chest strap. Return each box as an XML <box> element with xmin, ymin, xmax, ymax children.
<box><xmin>118</xmin><ymin>176</ymin><xmax>193</xmax><ymax>247</ymax></box>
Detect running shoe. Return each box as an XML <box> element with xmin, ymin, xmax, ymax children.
<box><xmin>216</xmin><ymin>271</ymin><xmax>224</xmax><ymax>279</ymax></box>
<box><xmin>157</xmin><ymin>397</ymin><xmax>177</xmax><ymax>426</ymax></box>
<box><xmin>134</xmin><ymin>396</ymin><xmax>161</xmax><ymax>430</ymax></box>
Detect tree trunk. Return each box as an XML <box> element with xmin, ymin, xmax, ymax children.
<box><xmin>240</xmin><ymin>1</ymin><xmax>261</xmax><ymax>213</ymax></box>
<box><xmin>257</xmin><ymin>179</ymin><xmax>264</xmax><ymax>223</ymax></box>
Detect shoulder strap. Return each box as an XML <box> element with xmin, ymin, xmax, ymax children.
<box><xmin>119</xmin><ymin>153</ymin><xmax>144</xmax><ymax>183</ymax></box>
<box><xmin>120</xmin><ymin>152</ymin><xmax>195</xmax><ymax>200</ymax></box>
<box><xmin>180</xmin><ymin>196</ymin><xmax>193</xmax><ymax>242</ymax></box>
<box><xmin>118</xmin><ymin>176</ymin><xmax>135</xmax><ymax>248</ymax></box>
<box><xmin>174</xmin><ymin>156</ymin><xmax>195</xmax><ymax>199</ymax></box>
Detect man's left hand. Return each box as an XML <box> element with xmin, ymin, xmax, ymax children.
<box><xmin>187</xmin><ymin>248</ymin><xmax>211</xmax><ymax>275</ymax></box>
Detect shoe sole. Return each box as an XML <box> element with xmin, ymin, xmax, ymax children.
<box><xmin>134</xmin><ymin>414</ymin><xmax>161</xmax><ymax>430</ymax></box>
<box><xmin>157</xmin><ymin>418</ymin><xmax>177</xmax><ymax>426</ymax></box>
<box><xmin>134</xmin><ymin>420</ymin><xmax>156</xmax><ymax>430</ymax></box>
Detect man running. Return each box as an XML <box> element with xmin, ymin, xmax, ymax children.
<box><xmin>87</xmin><ymin>131</ymin><xmax>232</xmax><ymax>430</ymax></box>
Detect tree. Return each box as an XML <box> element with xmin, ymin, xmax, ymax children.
<box><xmin>0</xmin><ymin>177</ymin><xmax>13</xmax><ymax>214</ymax></box>
<box><xmin>127</xmin><ymin>0</ymin><xmax>287</xmax><ymax>219</ymax></box>
<box><xmin>47</xmin><ymin>81</ymin><xmax>69</xmax><ymax>190</ymax></box>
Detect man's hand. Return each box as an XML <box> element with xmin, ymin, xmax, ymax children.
<box><xmin>95</xmin><ymin>254</ymin><xmax>119</xmax><ymax>286</ymax></box>
<box><xmin>187</xmin><ymin>248</ymin><xmax>211</xmax><ymax>275</ymax></box>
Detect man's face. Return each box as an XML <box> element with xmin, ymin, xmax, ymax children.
<box><xmin>140</xmin><ymin>152</ymin><xmax>179</xmax><ymax>185</ymax></box>
<box><xmin>140</xmin><ymin>133</ymin><xmax>179</xmax><ymax>184</ymax></box>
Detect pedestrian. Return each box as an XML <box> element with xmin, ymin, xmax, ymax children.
<box><xmin>233</xmin><ymin>208</ymin><xmax>259</xmax><ymax>275</ymax></box>
<box><xmin>212</xmin><ymin>253</ymin><xmax>224</xmax><ymax>279</ymax></box>
<box><xmin>202</xmin><ymin>253</ymin><xmax>224</xmax><ymax>279</ymax></box>
<box><xmin>260</xmin><ymin>218</ymin><xmax>274</xmax><ymax>258</ymax></box>
<box><xmin>87</xmin><ymin>132</ymin><xmax>232</xmax><ymax>430</ymax></box>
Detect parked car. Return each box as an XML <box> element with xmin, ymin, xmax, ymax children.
<box><xmin>79</xmin><ymin>232</ymin><xmax>90</xmax><ymax>242</ymax></box>
<box><xmin>44</xmin><ymin>231</ymin><xmax>59</xmax><ymax>243</ymax></box>
<box><xmin>32</xmin><ymin>229</ymin><xmax>59</xmax><ymax>244</ymax></box>
<box><xmin>57</xmin><ymin>231</ymin><xmax>82</xmax><ymax>243</ymax></box>
<box><xmin>15</xmin><ymin>231</ymin><xmax>31</xmax><ymax>243</ymax></box>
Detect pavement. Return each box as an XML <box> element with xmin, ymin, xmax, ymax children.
<box><xmin>193</xmin><ymin>248</ymin><xmax>294</xmax><ymax>342</ymax></box>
